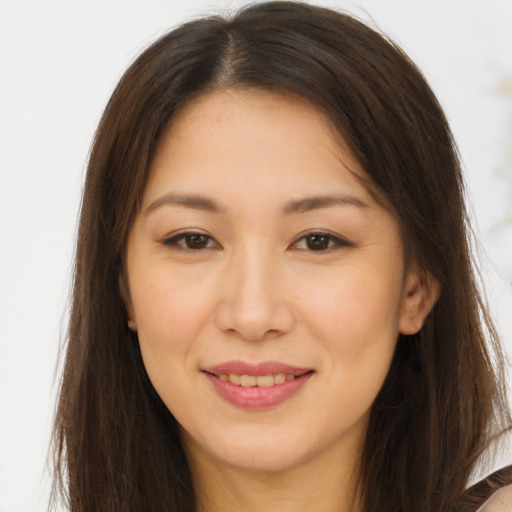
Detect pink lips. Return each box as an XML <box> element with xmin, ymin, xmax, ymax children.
<box><xmin>203</xmin><ymin>361</ymin><xmax>314</xmax><ymax>410</ymax></box>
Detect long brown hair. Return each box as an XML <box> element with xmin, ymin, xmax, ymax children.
<box><xmin>51</xmin><ymin>2</ymin><xmax>510</xmax><ymax>510</ymax></box>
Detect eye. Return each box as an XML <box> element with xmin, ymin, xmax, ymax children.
<box><xmin>292</xmin><ymin>232</ymin><xmax>352</xmax><ymax>252</ymax></box>
<box><xmin>162</xmin><ymin>231</ymin><xmax>219</xmax><ymax>250</ymax></box>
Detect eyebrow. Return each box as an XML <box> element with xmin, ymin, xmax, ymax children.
<box><xmin>144</xmin><ymin>192</ymin><xmax>369</xmax><ymax>216</ymax></box>
<box><xmin>282</xmin><ymin>195</ymin><xmax>370</xmax><ymax>215</ymax></box>
<box><xmin>144</xmin><ymin>193</ymin><xmax>225</xmax><ymax>216</ymax></box>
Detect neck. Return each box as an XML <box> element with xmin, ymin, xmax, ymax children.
<box><xmin>186</xmin><ymin>435</ymin><xmax>363</xmax><ymax>512</ymax></box>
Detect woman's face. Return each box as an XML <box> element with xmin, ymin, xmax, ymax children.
<box><xmin>124</xmin><ymin>90</ymin><xmax>431</xmax><ymax>475</ymax></box>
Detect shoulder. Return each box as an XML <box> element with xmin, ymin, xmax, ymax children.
<box><xmin>476</xmin><ymin>483</ymin><xmax>512</xmax><ymax>512</ymax></box>
<box><xmin>458</xmin><ymin>465</ymin><xmax>512</xmax><ymax>512</ymax></box>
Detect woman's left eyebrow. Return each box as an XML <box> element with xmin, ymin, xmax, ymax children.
<box><xmin>144</xmin><ymin>193</ymin><xmax>226</xmax><ymax>216</ymax></box>
<box><xmin>282</xmin><ymin>195</ymin><xmax>370</xmax><ymax>215</ymax></box>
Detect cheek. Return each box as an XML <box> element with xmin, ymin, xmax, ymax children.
<box><xmin>299</xmin><ymin>274</ymin><xmax>400</xmax><ymax>436</ymax></box>
<box><xmin>130</xmin><ymin>268</ymin><xmax>216</xmax><ymax>371</ymax></box>
<box><xmin>297</xmin><ymin>265</ymin><xmax>402</xmax><ymax>389</ymax></box>
<box><xmin>131</xmin><ymin>271</ymin><xmax>220</xmax><ymax>419</ymax></box>
<box><xmin>302</xmin><ymin>266</ymin><xmax>402</xmax><ymax>342</ymax></box>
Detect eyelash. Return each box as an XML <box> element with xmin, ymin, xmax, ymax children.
<box><xmin>291</xmin><ymin>231</ymin><xmax>353</xmax><ymax>252</ymax></box>
<box><xmin>162</xmin><ymin>231</ymin><xmax>219</xmax><ymax>251</ymax></box>
<box><xmin>161</xmin><ymin>230</ymin><xmax>353</xmax><ymax>252</ymax></box>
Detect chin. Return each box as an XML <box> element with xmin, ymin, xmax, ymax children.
<box><xmin>216</xmin><ymin>444</ymin><xmax>309</xmax><ymax>474</ymax></box>
<box><xmin>183</xmin><ymin>424</ymin><xmax>340</xmax><ymax>475</ymax></box>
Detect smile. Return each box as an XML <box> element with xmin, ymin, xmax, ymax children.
<box><xmin>215</xmin><ymin>373</ymin><xmax>297</xmax><ymax>387</ymax></box>
<box><xmin>203</xmin><ymin>362</ymin><xmax>314</xmax><ymax>409</ymax></box>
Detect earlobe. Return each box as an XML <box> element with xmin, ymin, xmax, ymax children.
<box><xmin>119</xmin><ymin>274</ymin><xmax>137</xmax><ymax>331</ymax></box>
<box><xmin>398</xmin><ymin>270</ymin><xmax>441</xmax><ymax>335</ymax></box>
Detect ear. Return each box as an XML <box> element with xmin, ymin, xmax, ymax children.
<box><xmin>398</xmin><ymin>269</ymin><xmax>441</xmax><ymax>335</ymax></box>
<box><xmin>119</xmin><ymin>273</ymin><xmax>137</xmax><ymax>331</ymax></box>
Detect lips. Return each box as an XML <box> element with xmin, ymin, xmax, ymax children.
<box><xmin>203</xmin><ymin>361</ymin><xmax>314</xmax><ymax>409</ymax></box>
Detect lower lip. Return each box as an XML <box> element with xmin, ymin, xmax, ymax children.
<box><xmin>205</xmin><ymin>372</ymin><xmax>313</xmax><ymax>409</ymax></box>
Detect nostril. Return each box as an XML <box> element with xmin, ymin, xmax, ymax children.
<box><xmin>213</xmin><ymin>293</ymin><xmax>296</xmax><ymax>340</ymax></box>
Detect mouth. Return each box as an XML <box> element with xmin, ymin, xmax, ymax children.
<box><xmin>205</xmin><ymin>371</ymin><xmax>312</xmax><ymax>387</ymax></box>
<box><xmin>202</xmin><ymin>362</ymin><xmax>315</xmax><ymax>409</ymax></box>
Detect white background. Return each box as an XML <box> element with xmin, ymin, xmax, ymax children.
<box><xmin>1</xmin><ymin>1</ymin><xmax>511</xmax><ymax>510</ymax></box>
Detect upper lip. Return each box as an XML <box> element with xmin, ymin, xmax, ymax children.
<box><xmin>203</xmin><ymin>361</ymin><xmax>313</xmax><ymax>376</ymax></box>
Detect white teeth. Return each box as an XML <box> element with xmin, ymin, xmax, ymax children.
<box><xmin>274</xmin><ymin>373</ymin><xmax>286</xmax><ymax>384</ymax></box>
<box><xmin>218</xmin><ymin>373</ymin><xmax>297</xmax><ymax>387</ymax></box>
<box><xmin>256</xmin><ymin>375</ymin><xmax>274</xmax><ymax>387</ymax></box>
<box><xmin>228</xmin><ymin>374</ymin><xmax>241</xmax><ymax>385</ymax></box>
<box><xmin>240</xmin><ymin>375</ymin><xmax>257</xmax><ymax>387</ymax></box>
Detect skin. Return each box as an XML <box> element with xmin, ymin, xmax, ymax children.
<box><xmin>122</xmin><ymin>90</ymin><xmax>439</xmax><ymax>512</ymax></box>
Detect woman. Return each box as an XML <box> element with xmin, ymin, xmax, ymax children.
<box><xmin>51</xmin><ymin>2</ymin><xmax>511</xmax><ymax>511</ymax></box>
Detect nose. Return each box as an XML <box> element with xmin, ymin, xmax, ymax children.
<box><xmin>214</xmin><ymin>247</ymin><xmax>296</xmax><ymax>341</ymax></box>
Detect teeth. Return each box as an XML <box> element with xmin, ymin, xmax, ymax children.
<box><xmin>240</xmin><ymin>375</ymin><xmax>256</xmax><ymax>387</ymax></box>
<box><xmin>228</xmin><ymin>374</ymin><xmax>241</xmax><ymax>385</ymax></box>
<box><xmin>274</xmin><ymin>373</ymin><xmax>286</xmax><ymax>384</ymax></box>
<box><xmin>256</xmin><ymin>375</ymin><xmax>274</xmax><ymax>387</ymax></box>
<box><xmin>218</xmin><ymin>373</ymin><xmax>297</xmax><ymax>387</ymax></box>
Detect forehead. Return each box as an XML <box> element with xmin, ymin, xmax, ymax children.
<box><xmin>144</xmin><ymin>89</ymin><xmax>375</xmax><ymax>207</ymax></box>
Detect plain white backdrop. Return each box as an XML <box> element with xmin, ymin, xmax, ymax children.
<box><xmin>1</xmin><ymin>1</ymin><xmax>511</xmax><ymax>510</ymax></box>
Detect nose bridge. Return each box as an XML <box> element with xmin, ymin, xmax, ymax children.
<box><xmin>243</xmin><ymin>246</ymin><xmax>277</xmax><ymax>305</ymax></box>
<box><xmin>215</xmin><ymin>242</ymin><xmax>293</xmax><ymax>339</ymax></box>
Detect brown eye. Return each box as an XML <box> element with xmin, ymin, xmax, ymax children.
<box><xmin>305</xmin><ymin>234</ymin><xmax>331</xmax><ymax>251</ymax></box>
<box><xmin>185</xmin><ymin>234</ymin><xmax>210</xmax><ymax>249</ymax></box>
<box><xmin>292</xmin><ymin>232</ymin><xmax>353</xmax><ymax>252</ymax></box>
<box><xmin>163</xmin><ymin>232</ymin><xmax>218</xmax><ymax>250</ymax></box>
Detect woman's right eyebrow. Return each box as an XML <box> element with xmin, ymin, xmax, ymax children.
<box><xmin>144</xmin><ymin>193</ymin><xmax>226</xmax><ymax>216</ymax></box>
